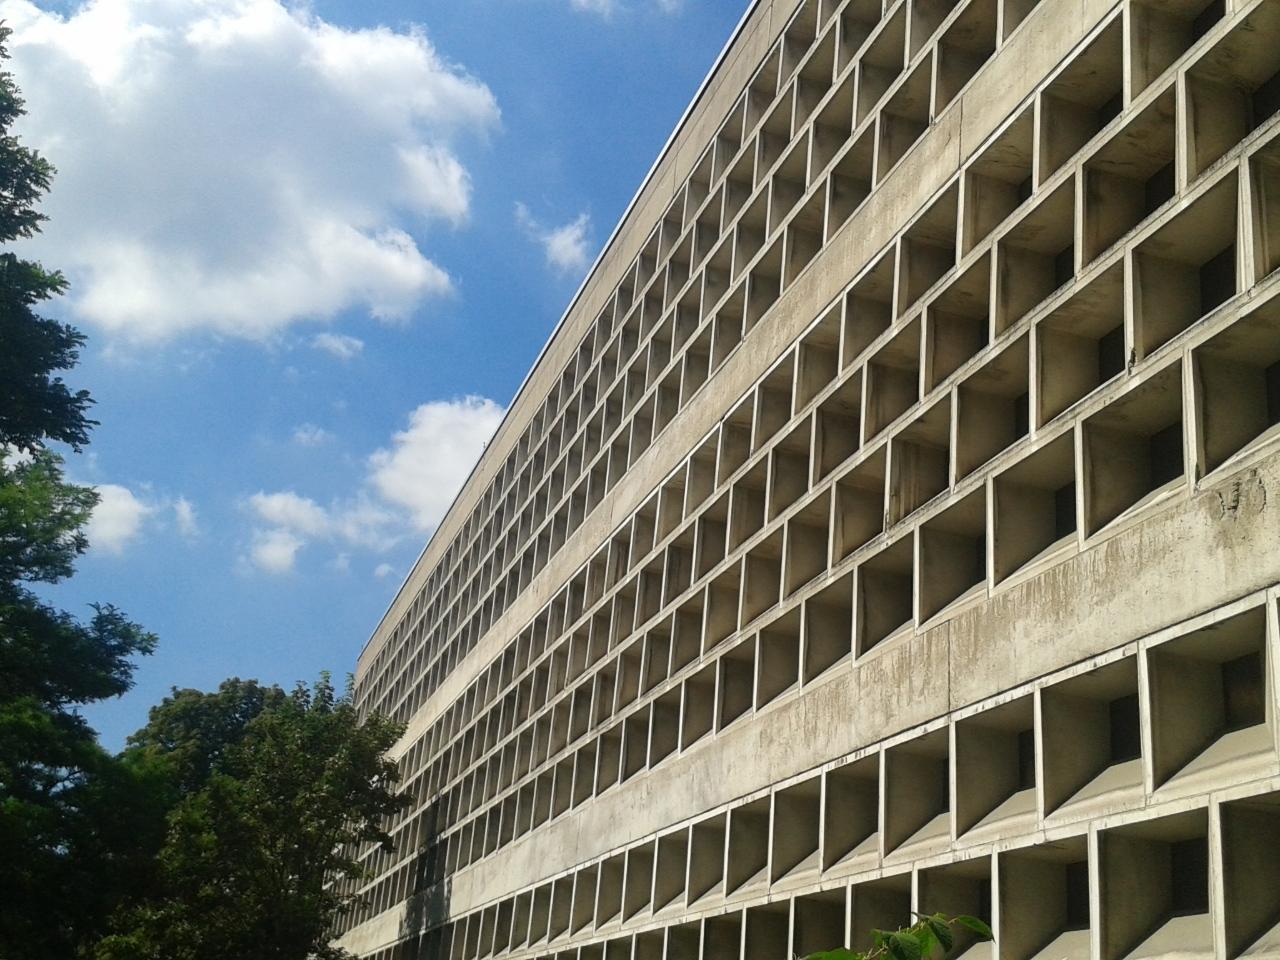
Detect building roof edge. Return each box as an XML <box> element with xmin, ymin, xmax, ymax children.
<box><xmin>358</xmin><ymin>0</ymin><xmax>768</xmax><ymax>669</ymax></box>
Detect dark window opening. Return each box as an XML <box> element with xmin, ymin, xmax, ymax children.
<box><xmin>1110</xmin><ymin>693</ymin><xmax>1141</xmax><ymax>762</ymax></box>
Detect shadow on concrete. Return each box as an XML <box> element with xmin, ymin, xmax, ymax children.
<box><xmin>396</xmin><ymin>800</ymin><xmax>452</xmax><ymax>960</ymax></box>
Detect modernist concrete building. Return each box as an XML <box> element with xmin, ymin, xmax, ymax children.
<box><xmin>337</xmin><ymin>0</ymin><xmax>1280</xmax><ymax>958</ymax></box>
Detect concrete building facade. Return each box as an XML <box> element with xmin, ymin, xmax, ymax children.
<box><xmin>337</xmin><ymin>1</ymin><xmax>1280</xmax><ymax>958</ymax></box>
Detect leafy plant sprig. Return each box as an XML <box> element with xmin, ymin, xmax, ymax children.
<box><xmin>803</xmin><ymin>912</ymin><xmax>994</xmax><ymax>960</ymax></box>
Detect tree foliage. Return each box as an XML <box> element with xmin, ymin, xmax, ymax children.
<box><xmin>0</xmin><ymin>26</ymin><xmax>411</xmax><ymax>958</ymax></box>
<box><xmin>0</xmin><ymin>477</ymin><xmax>157</xmax><ymax>959</ymax></box>
<box><xmin>123</xmin><ymin>676</ymin><xmax>288</xmax><ymax>794</ymax></box>
<box><xmin>0</xmin><ymin>20</ymin><xmax>154</xmax><ymax>959</ymax></box>
<box><xmin>0</xmin><ymin>450</ymin><xmax>95</xmax><ymax>583</ymax></box>
<box><xmin>98</xmin><ymin>676</ymin><xmax>409</xmax><ymax>960</ymax></box>
<box><xmin>0</xmin><ymin>24</ymin><xmax>93</xmax><ymax>455</ymax></box>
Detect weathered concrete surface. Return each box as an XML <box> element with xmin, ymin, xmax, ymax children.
<box><xmin>342</xmin><ymin>0</ymin><xmax>1280</xmax><ymax>956</ymax></box>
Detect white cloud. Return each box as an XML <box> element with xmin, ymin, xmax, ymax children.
<box><xmin>249</xmin><ymin>527</ymin><xmax>305</xmax><ymax>575</ymax></box>
<box><xmin>369</xmin><ymin>396</ymin><xmax>505</xmax><ymax>531</ymax></box>
<box><xmin>86</xmin><ymin>483</ymin><xmax>153</xmax><ymax>554</ymax></box>
<box><xmin>248</xmin><ymin>490</ymin><xmax>331</xmax><ymax>538</ymax></box>
<box><xmin>515</xmin><ymin>202</ymin><xmax>594</xmax><ymax>275</ymax></box>
<box><xmin>569</xmin><ymin>0</ymin><xmax>681</xmax><ymax>14</ymax></box>
<box><xmin>242</xmin><ymin>489</ymin><xmax>399</xmax><ymax>574</ymax></box>
<box><xmin>328</xmin><ymin>496</ymin><xmax>401</xmax><ymax>551</ymax></box>
<box><xmin>244</xmin><ymin>395</ymin><xmax>504</xmax><ymax>574</ymax></box>
<box><xmin>312</xmin><ymin>332</ymin><xmax>365</xmax><ymax>360</ymax></box>
<box><xmin>374</xmin><ymin>562</ymin><xmax>395</xmax><ymax>579</ymax></box>
<box><xmin>398</xmin><ymin>145</ymin><xmax>472</xmax><ymax>226</ymax></box>
<box><xmin>3</xmin><ymin>0</ymin><xmax>499</xmax><ymax>341</ymax></box>
<box><xmin>544</xmin><ymin>215</ymin><xmax>593</xmax><ymax>273</ymax></box>
<box><xmin>292</xmin><ymin>423</ymin><xmax>334</xmax><ymax>447</ymax></box>
<box><xmin>173</xmin><ymin>496</ymin><xmax>199</xmax><ymax>538</ymax></box>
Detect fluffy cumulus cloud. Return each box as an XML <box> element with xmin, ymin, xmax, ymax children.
<box><xmin>84</xmin><ymin>484</ymin><xmax>200</xmax><ymax>553</ymax></box>
<box><xmin>243</xmin><ymin>491</ymin><xmax>394</xmax><ymax>574</ymax></box>
<box><xmin>1</xmin><ymin>0</ymin><xmax>499</xmax><ymax>341</ymax></box>
<box><xmin>249</xmin><ymin>528</ymin><xmax>306</xmax><ymax>576</ymax></box>
<box><xmin>85</xmin><ymin>483</ymin><xmax>154</xmax><ymax>554</ymax></box>
<box><xmin>248</xmin><ymin>491</ymin><xmax>331</xmax><ymax>538</ymax></box>
<box><xmin>368</xmin><ymin>396</ymin><xmax>505</xmax><ymax>531</ymax></box>
<box><xmin>515</xmin><ymin>202</ymin><xmax>594</xmax><ymax>276</ymax></box>
<box><xmin>244</xmin><ymin>395</ymin><xmax>503</xmax><ymax>574</ymax></box>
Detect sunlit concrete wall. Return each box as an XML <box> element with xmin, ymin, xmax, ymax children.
<box><xmin>341</xmin><ymin>1</ymin><xmax>1280</xmax><ymax>958</ymax></box>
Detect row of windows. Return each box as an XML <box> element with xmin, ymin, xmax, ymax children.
<box><xmin>340</xmin><ymin>1</ymin><xmax>1280</xmax><ymax>926</ymax></box>
<box><xmin>355</xmin><ymin>593</ymin><xmax>1280</xmax><ymax>960</ymax></box>
<box><xmin>353</xmin><ymin>0</ymin><xmax>1066</xmax><ymax>729</ymax></box>
<box><xmin>357</xmin><ymin>0</ymin><xmax>1276</xmax><ymax>773</ymax></box>
<box><xmin>350</xmin><ymin>0</ymin><xmax>1088</xmax><ymax>832</ymax></box>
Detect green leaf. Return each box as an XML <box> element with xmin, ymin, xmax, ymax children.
<box><xmin>926</xmin><ymin>917</ymin><xmax>955</xmax><ymax>952</ymax></box>
<box><xmin>955</xmin><ymin>916</ymin><xmax>995</xmax><ymax>942</ymax></box>
<box><xmin>914</xmin><ymin>924</ymin><xmax>937</xmax><ymax>957</ymax></box>
<box><xmin>887</xmin><ymin>932</ymin><xmax>924</xmax><ymax>960</ymax></box>
<box><xmin>803</xmin><ymin>950</ymin><xmax>865</xmax><ymax>960</ymax></box>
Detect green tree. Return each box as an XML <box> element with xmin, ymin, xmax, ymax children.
<box><xmin>98</xmin><ymin>675</ymin><xmax>409</xmax><ymax>960</ymax></box>
<box><xmin>122</xmin><ymin>676</ymin><xmax>288</xmax><ymax>793</ymax></box>
<box><xmin>0</xmin><ymin>21</ymin><xmax>155</xmax><ymax>959</ymax></box>
<box><xmin>0</xmin><ymin>24</ymin><xmax>92</xmax><ymax>455</ymax></box>
<box><xmin>0</xmin><ymin>22</ymin><xmax>408</xmax><ymax>960</ymax></box>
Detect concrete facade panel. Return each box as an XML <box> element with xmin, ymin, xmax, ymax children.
<box><xmin>341</xmin><ymin>1</ymin><xmax>1280</xmax><ymax>958</ymax></box>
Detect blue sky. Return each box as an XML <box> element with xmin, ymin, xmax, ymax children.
<box><xmin>5</xmin><ymin>0</ymin><xmax>745</xmax><ymax>749</ymax></box>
